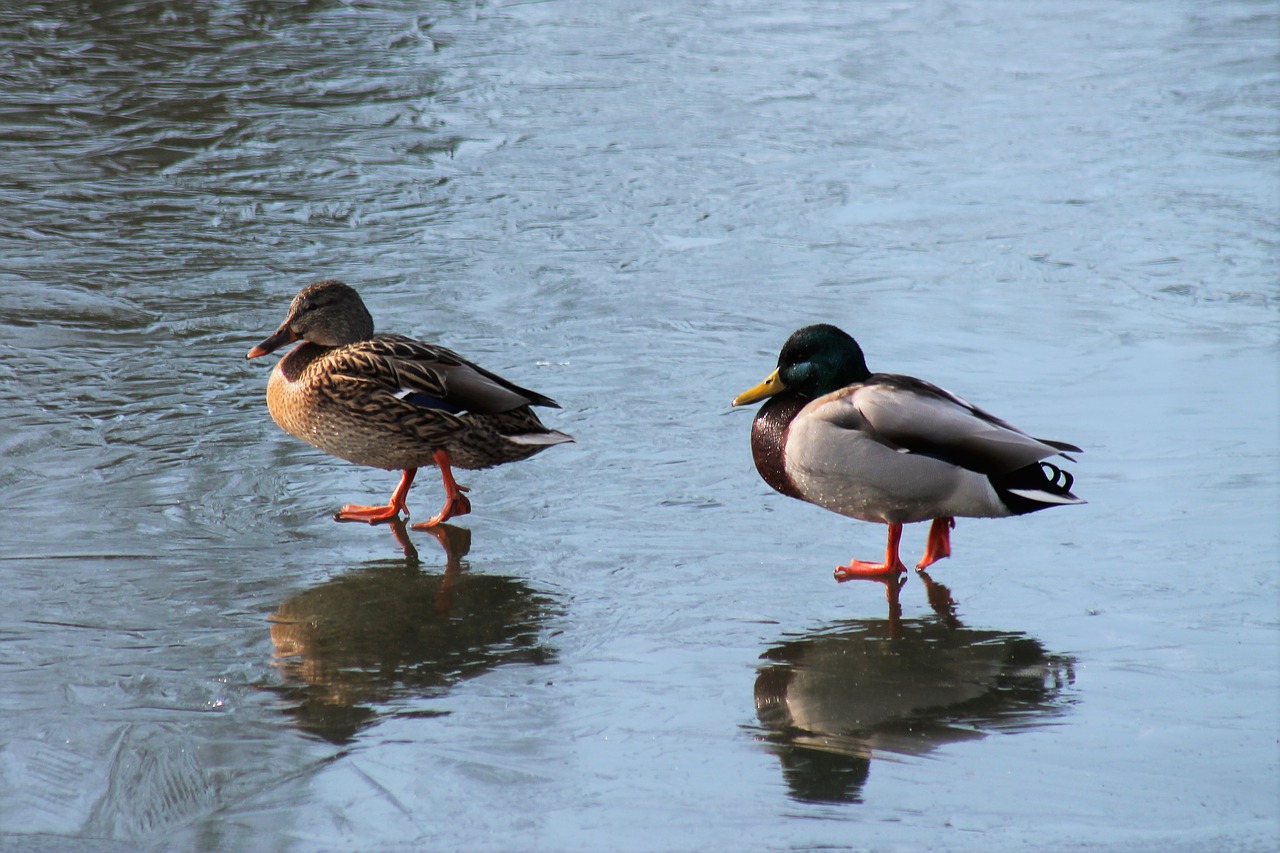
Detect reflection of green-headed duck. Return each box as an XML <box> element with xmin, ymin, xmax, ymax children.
<box><xmin>755</xmin><ymin>616</ymin><xmax>1075</xmax><ymax>804</ymax></box>
<box><xmin>248</xmin><ymin>280</ymin><xmax>573</xmax><ymax>527</ymax></box>
<box><xmin>733</xmin><ymin>325</ymin><xmax>1083</xmax><ymax>578</ymax></box>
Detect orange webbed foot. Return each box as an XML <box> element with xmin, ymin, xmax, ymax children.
<box><xmin>410</xmin><ymin>485</ymin><xmax>471</xmax><ymax>530</ymax></box>
<box><xmin>331</xmin><ymin>469</ymin><xmax>416</xmax><ymax>525</ymax></box>
<box><xmin>834</xmin><ymin>557</ymin><xmax>908</xmax><ymax>582</ymax></box>
<box><xmin>411</xmin><ymin>451</ymin><xmax>472</xmax><ymax>530</ymax></box>
<box><xmin>334</xmin><ymin>503</ymin><xmax>405</xmax><ymax>524</ymax></box>
<box><xmin>835</xmin><ymin>522</ymin><xmax>907</xmax><ymax>582</ymax></box>
<box><xmin>916</xmin><ymin>517</ymin><xmax>955</xmax><ymax>570</ymax></box>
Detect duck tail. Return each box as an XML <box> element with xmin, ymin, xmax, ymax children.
<box><xmin>992</xmin><ymin>461</ymin><xmax>1085</xmax><ymax>515</ymax></box>
<box><xmin>508</xmin><ymin>429</ymin><xmax>575</xmax><ymax>447</ymax></box>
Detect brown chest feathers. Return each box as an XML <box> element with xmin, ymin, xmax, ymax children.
<box><xmin>750</xmin><ymin>394</ymin><xmax>808</xmax><ymax>501</ymax></box>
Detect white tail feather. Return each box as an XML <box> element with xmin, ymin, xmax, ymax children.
<box><xmin>508</xmin><ymin>430</ymin><xmax>575</xmax><ymax>447</ymax></box>
<box><xmin>1005</xmin><ymin>488</ymin><xmax>1085</xmax><ymax>506</ymax></box>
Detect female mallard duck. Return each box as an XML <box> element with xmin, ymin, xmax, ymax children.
<box><xmin>732</xmin><ymin>324</ymin><xmax>1082</xmax><ymax>579</ymax></box>
<box><xmin>246</xmin><ymin>280</ymin><xmax>573</xmax><ymax>528</ymax></box>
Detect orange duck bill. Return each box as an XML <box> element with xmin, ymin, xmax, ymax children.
<box><xmin>246</xmin><ymin>325</ymin><xmax>299</xmax><ymax>359</ymax></box>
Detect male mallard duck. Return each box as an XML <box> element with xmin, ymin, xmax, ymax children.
<box><xmin>731</xmin><ymin>324</ymin><xmax>1082</xmax><ymax>579</ymax></box>
<box><xmin>246</xmin><ymin>280</ymin><xmax>573</xmax><ymax>528</ymax></box>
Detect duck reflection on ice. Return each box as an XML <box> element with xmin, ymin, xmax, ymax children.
<box><xmin>268</xmin><ymin>522</ymin><xmax>556</xmax><ymax>743</ymax></box>
<box><xmin>755</xmin><ymin>573</ymin><xmax>1075</xmax><ymax>804</ymax></box>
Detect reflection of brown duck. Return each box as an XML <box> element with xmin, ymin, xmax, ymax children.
<box><xmin>269</xmin><ymin>522</ymin><xmax>555</xmax><ymax>742</ymax></box>
<box><xmin>755</xmin><ymin>577</ymin><xmax>1075</xmax><ymax>804</ymax></box>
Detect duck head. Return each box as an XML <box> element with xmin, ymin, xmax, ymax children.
<box><xmin>247</xmin><ymin>279</ymin><xmax>375</xmax><ymax>359</ymax></box>
<box><xmin>733</xmin><ymin>324</ymin><xmax>871</xmax><ymax>405</ymax></box>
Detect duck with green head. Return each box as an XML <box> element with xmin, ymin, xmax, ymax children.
<box><xmin>247</xmin><ymin>280</ymin><xmax>573</xmax><ymax>528</ymax></box>
<box><xmin>732</xmin><ymin>324</ymin><xmax>1083</xmax><ymax>579</ymax></box>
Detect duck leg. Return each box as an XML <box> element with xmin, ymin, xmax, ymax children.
<box><xmin>411</xmin><ymin>449</ymin><xmax>472</xmax><ymax>529</ymax></box>
<box><xmin>916</xmin><ymin>517</ymin><xmax>955</xmax><ymax>570</ymax></box>
<box><xmin>835</xmin><ymin>522</ymin><xmax>908</xmax><ymax>580</ymax></box>
<box><xmin>335</xmin><ymin>468</ymin><xmax>417</xmax><ymax>523</ymax></box>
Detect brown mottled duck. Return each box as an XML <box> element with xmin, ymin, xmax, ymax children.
<box><xmin>247</xmin><ymin>280</ymin><xmax>573</xmax><ymax>528</ymax></box>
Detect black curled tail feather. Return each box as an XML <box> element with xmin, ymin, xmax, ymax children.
<box><xmin>1041</xmin><ymin>461</ymin><xmax>1075</xmax><ymax>494</ymax></box>
<box><xmin>991</xmin><ymin>461</ymin><xmax>1084</xmax><ymax>516</ymax></box>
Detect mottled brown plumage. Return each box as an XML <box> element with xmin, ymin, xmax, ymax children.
<box><xmin>247</xmin><ymin>280</ymin><xmax>573</xmax><ymax>527</ymax></box>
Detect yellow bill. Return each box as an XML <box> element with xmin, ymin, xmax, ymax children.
<box><xmin>732</xmin><ymin>368</ymin><xmax>787</xmax><ymax>407</ymax></box>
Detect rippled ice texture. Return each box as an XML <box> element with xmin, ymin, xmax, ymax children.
<box><xmin>0</xmin><ymin>0</ymin><xmax>1276</xmax><ymax>851</ymax></box>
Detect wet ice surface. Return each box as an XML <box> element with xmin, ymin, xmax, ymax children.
<box><xmin>1</xmin><ymin>0</ymin><xmax>1276</xmax><ymax>850</ymax></box>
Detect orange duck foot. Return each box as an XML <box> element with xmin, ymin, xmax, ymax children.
<box><xmin>410</xmin><ymin>484</ymin><xmax>471</xmax><ymax>529</ymax></box>
<box><xmin>834</xmin><ymin>558</ymin><xmax>908</xmax><ymax>581</ymax></box>
<box><xmin>411</xmin><ymin>490</ymin><xmax>471</xmax><ymax>529</ymax></box>
<box><xmin>834</xmin><ymin>522</ymin><xmax>908</xmax><ymax>581</ymax></box>
<box><xmin>333</xmin><ymin>468</ymin><xmax>416</xmax><ymax>525</ymax></box>
<box><xmin>334</xmin><ymin>502</ymin><xmax>407</xmax><ymax>524</ymax></box>
<box><xmin>411</xmin><ymin>450</ymin><xmax>472</xmax><ymax>529</ymax></box>
<box><xmin>916</xmin><ymin>517</ymin><xmax>955</xmax><ymax>570</ymax></box>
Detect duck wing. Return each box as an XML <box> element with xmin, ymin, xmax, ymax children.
<box><xmin>818</xmin><ymin>373</ymin><xmax>1080</xmax><ymax>475</ymax></box>
<box><xmin>328</xmin><ymin>334</ymin><xmax>559</xmax><ymax>416</ymax></box>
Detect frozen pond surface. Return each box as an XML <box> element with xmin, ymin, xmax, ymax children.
<box><xmin>0</xmin><ymin>0</ymin><xmax>1276</xmax><ymax>850</ymax></box>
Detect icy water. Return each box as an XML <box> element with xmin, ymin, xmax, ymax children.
<box><xmin>1</xmin><ymin>0</ymin><xmax>1277</xmax><ymax>850</ymax></box>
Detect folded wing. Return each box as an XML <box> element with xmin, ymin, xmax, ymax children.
<box><xmin>817</xmin><ymin>374</ymin><xmax>1080</xmax><ymax>475</ymax></box>
<box><xmin>327</xmin><ymin>334</ymin><xmax>559</xmax><ymax>416</ymax></box>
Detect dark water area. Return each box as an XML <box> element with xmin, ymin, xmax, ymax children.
<box><xmin>1</xmin><ymin>0</ymin><xmax>1276</xmax><ymax>850</ymax></box>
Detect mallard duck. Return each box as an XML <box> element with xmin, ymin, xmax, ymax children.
<box><xmin>731</xmin><ymin>324</ymin><xmax>1082</xmax><ymax>579</ymax></box>
<box><xmin>246</xmin><ymin>280</ymin><xmax>573</xmax><ymax>528</ymax></box>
